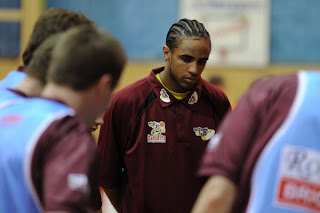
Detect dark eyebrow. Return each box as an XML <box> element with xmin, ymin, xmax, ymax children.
<box><xmin>200</xmin><ymin>57</ymin><xmax>209</xmax><ymax>61</ymax></box>
<box><xmin>181</xmin><ymin>54</ymin><xmax>194</xmax><ymax>58</ymax></box>
<box><xmin>180</xmin><ymin>54</ymin><xmax>208</xmax><ymax>62</ymax></box>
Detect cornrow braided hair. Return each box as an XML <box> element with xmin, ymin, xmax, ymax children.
<box><xmin>166</xmin><ymin>18</ymin><xmax>211</xmax><ymax>51</ymax></box>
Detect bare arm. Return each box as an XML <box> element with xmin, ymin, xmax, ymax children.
<box><xmin>191</xmin><ymin>175</ymin><xmax>237</xmax><ymax>213</ymax></box>
<box><xmin>103</xmin><ymin>186</ymin><xmax>123</xmax><ymax>212</ymax></box>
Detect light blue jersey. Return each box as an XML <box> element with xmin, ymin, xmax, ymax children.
<box><xmin>0</xmin><ymin>88</ymin><xmax>25</xmax><ymax>108</ymax></box>
<box><xmin>247</xmin><ymin>71</ymin><xmax>320</xmax><ymax>213</ymax></box>
<box><xmin>0</xmin><ymin>97</ymin><xmax>74</xmax><ymax>212</ymax></box>
<box><xmin>0</xmin><ymin>70</ymin><xmax>26</xmax><ymax>89</ymax></box>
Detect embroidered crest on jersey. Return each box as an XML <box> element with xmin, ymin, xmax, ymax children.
<box><xmin>275</xmin><ymin>145</ymin><xmax>320</xmax><ymax>212</ymax></box>
<box><xmin>147</xmin><ymin>121</ymin><xmax>166</xmax><ymax>143</ymax></box>
<box><xmin>188</xmin><ymin>91</ymin><xmax>198</xmax><ymax>105</ymax></box>
<box><xmin>193</xmin><ymin>127</ymin><xmax>215</xmax><ymax>141</ymax></box>
<box><xmin>160</xmin><ymin>88</ymin><xmax>170</xmax><ymax>103</ymax></box>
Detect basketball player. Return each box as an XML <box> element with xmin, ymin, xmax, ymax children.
<box><xmin>192</xmin><ymin>71</ymin><xmax>320</xmax><ymax>213</ymax></box>
<box><xmin>0</xmin><ymin>25</ymin><xmax>126</xmax><ymax>213</ymax></box>
<box><xmin>97</xmin><ymin>18</ymin><xmax>231</xmax><ymax>212</ymax></box>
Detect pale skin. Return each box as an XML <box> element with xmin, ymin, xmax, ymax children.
<box><xmin>90</xmin><ymin>111</ymin><xmax>105</xmax><ymax>132</ymax></box>
<box><xmin>99</xmin><ymin>187</ymin><xmax>117</xmax><ymax>213</ymax></box>
<box><xmin>16</xmin><ymin>74</ymin><xmax>108</xmax><ymax>132</ymax></box>
<box><xmin>15</xmin><ymin>74</ymin><xmax>107</xmax><ymax>135</ymax></box>
<box><xmin>40</xmin><ymin>74</ymin><xmax>112</xmax><ymax>213</ymax></box>
<box><xmin>41</xmin><ymin>74</ymin><xmax>113</xmax><ymax>126</ymax></box>
<box><xmin>103</xmin><ymin>187</ymin><xmax>123</xmax><ymax>212</ymax></box>
<box><xmin>13</xmin><ymin>70</ymin><xmax>110</xmax><ymax>213</ymax></box>
<box><xmin>14</xmin><ymin>75</ymin><xmax>45</xmax><ymax>97</ymax></box>
<box><xmin>191</xmin><ymin>175</ymin><xmax>237</xmax><ymax>213</ymax></box>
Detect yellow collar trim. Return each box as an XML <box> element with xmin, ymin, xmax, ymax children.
<box><xmin>155</xmin><ymin>73</ymin><xmax>189</xmax><ymax>100</ymax></box>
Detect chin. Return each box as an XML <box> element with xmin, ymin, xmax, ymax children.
<box><xmin>180</xmin><ymin>84</ymin><xmax>195</xmax><ymax>92</ymax></box>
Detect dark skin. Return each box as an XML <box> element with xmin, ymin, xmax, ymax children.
<box><xmin>160</xmin><ymin>36</ymin><xmax>211</xmax><ymax>93</ymax></box>
<box><xmin>104</xmin><ymin>36</ymin><xmax>211</xmax><ymax>211</ymax></box>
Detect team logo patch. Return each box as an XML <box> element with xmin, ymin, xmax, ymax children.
<box><xmin>160</xmin><ymin>88</ymin><xmax>170</xmax><ymax>103</ymax></box>
<box><xmin>275</xmin><ymin>145</ymin><xmax>320</xmax><ymax>212</ymax></box>
<box><xmin>147</xmin><ymin>121</ymin><xmax>166</xmax><ymax>143</ymax></box>
<box><xmin>193</xmin><ymin>127</ymin><xmax>215</xmax><ymax>141</ymax></box>
<box><xmin>188</xmin><ymin>91</ymin><xmax>198</xmax><ymax>105</ymax></box>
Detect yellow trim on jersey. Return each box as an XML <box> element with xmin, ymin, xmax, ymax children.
<box><xmin>155</xmin><ymin>73</ymin><xmax>189</xmax><ymax>100</ymax></box>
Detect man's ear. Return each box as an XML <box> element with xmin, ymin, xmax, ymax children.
<box><xmin>162</xmin><ymin>45</ymin><xmax>171</xmax><ymax>62</ymax></box>
<box><xmin>96</xmin><ymin>74</ymin><xmax>113</xmax><ymax>93</ymax></box>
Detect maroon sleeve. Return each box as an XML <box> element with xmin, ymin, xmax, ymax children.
<box><xmin>198</xmin><ymin>77</ymin><xmax>288</xmax><ymax>183</ymax></box>
<box><xmin>202</xmin><ymin>79</ymin><xmax>231</xmax><ymax>121</ymax></box>
<box><xmin>97</xmin><ymin>92</ymin><xmax>128</xmax><ymax>188</ymax></box>
<box><xmin>32</xmin><ymin>116</ymin><xmax>101</xmax><ymax>213</ymax></box>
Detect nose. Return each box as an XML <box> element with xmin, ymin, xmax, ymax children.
<box><xmin>94</xmin><ymin>112</ymin><xmax>105</xmax><ymax>126</ymax></box>
<box><xmin>188</xmin><ymin>62</ymin><xmax>199</xmax><ymax>76</ymax></box>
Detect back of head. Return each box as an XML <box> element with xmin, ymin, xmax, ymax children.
<box><xmin>26</xmin><ymin>34</ymin><xmax>61</xmax><ymax>84</ymax></box>
<box><xmin>47</xmin><ymin>25</ymin><xmax>126</xmax><ymax>90</ymax></box>
<box><xmin>22</xmin><ymin>8</ymin><xmax>94</xmax><ymax>66</ymax></box>
<box><xmin>166</xmin><ymin>18</ymin><xmax>211</xmax><ymax>52</ymax></box>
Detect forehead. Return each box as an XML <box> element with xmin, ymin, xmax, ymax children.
<box><xmin>174</xmin><ymin>37</ymin><xmax>211</xmax><ymax>57</ymax></box>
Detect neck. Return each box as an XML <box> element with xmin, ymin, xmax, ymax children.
<box><xmin>159</xmin><ymin>66</ymin><xmax>190</xmax><ymax>93</ymax></box>
<box><xmin>41</xmin><ymin>83</ymin><xmax>91</xmax><ymax>125</ymax></box>
<box><xmin>159</xmin><ymin>66</ymin><xmax>173</xmax><ymax>90</ymax></box>
<box><xmin>14</xmin><ymin>75</ymin><xmax>44</xmax><ymax>97</ymax></box>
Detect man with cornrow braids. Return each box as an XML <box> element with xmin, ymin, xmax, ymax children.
<box><xmin>97</xmin><ymin>18</ymin><xmax>231</xmax><ymax>213</ymax></box>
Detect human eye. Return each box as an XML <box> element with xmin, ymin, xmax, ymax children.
<box><xmin>198</xmin><ymin>59</ymin><xmax>208</xmax><ymax>66</ymax></box>
<box><xmin>181</xmin><ymin>55</ymin><xmax>193</xmax><ymax>63</ymax></box>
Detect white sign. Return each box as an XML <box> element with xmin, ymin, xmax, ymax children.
<box><xmin>179</xmin><ymin>0</ymin><xmax>271</xmax><ymax>67</ymax></box>
<box><xmin>275</xmin><ymin>145</ymin><xmax>320</xmax><ymax>212</ymax></box>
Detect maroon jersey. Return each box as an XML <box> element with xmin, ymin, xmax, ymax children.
<box><xmin>198</xmin><ymin>74</ymin><xmax>298</xmax><ymax>213</ymax></box>
<box><xmin>31</xmin><ymin>116</ymin><xmax>101</xmax><ymax>212</ymax></box>
<box><xmin>98</xmin><ymin>67</ymin><xmax>230</xmax><ymax>213</ymax></box>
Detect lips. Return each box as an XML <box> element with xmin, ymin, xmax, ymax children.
<box><xmin>184</xmin><ymin>77</ymin><xmax>197</xmax><ymax>84</ymax></box>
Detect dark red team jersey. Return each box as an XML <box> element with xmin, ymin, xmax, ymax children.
<box><xmin>198</xmin><ymin>74</ymin><xmax>298</xmax><ymax>213</ymax></box>
<box><xmin>98</xmin><ymin>67</ymin><xmax>231</xmax><ymax>213</ymax></box>
<box><xmin>31</xmin><ymin>116</ymin><xmax>101</xmax><ymax>213</ymax></box>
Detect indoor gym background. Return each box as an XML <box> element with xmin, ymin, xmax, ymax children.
<box><xmin>1</xmin><ymin>0</ymin><xmax>320</xmax><ymax>141</ymax></box>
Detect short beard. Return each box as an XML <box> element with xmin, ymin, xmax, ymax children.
<box><xmin>168</xmin><ymin>63</ymin><xmax>194</xmax><ymax>92</ymax></box>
